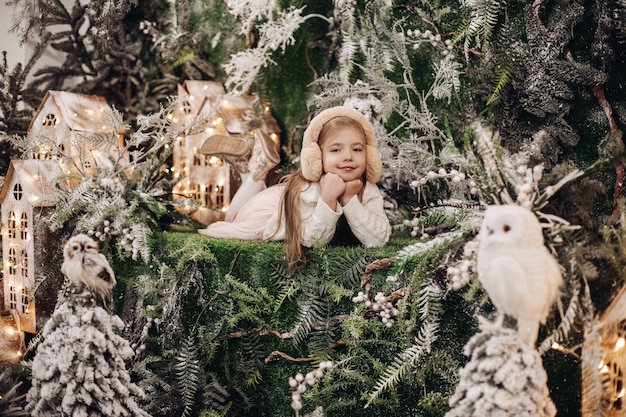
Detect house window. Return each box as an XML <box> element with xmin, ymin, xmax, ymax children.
<box><xmin>202</xmin><ymin>185</ymin><xmax>211</xmax><ymax>206</ymax></box>
<box><xmin>21</xmin><ymin>288</ymin><xmax>29</xmax><ymax>314</ymax></box>
<box><xmin>8</xmin><ymin>248</ymin><xmax>17</xmax><ymax>276</ymax></box>
<box><xmin>214</xmin><ymin>184</ymin><xmax>225</xmax><ymax>208</ymax></box>
<box><xmin>8</xmin><ymin>211</ymin><xmax>17</xmax><ymax>239</ymax></box>
<box><xmin>20</xmin><ymin>249</ymin><xmax>28</xmax><ymax>279</ymax></box>
<box><xmin>193</xmin><ymin>152</ymin><xmax>202</xmax><ymax>166</ymax></box>
<box><xmin>190</xmin><ymin>184</ymin><xmax>201</xmax><ymax>201</ymax></box>
<box><xmin>180</xmin><ymin>100</ymin><xmax>192</xmax><ymax>114</ymax></box>
<box><xmin>9</xmin><ymin>286</ymin><xmax>17</xmax><ymax>310</ymax></box>
<box><xmin>13</xmin><ymin>183</ymin><xmax>23</xmax><ymax>200</ymax></box>
<box><xmin>42</xmin><ymin>113</ymin><xmax>58</xmax><ymax>127</ymax></box>
<box><xmin>20</xmin><ymin>212</ymin><xmax>28</xmax><ymax>240</ymax></box>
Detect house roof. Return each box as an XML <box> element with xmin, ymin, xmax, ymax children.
<box><xmin>179</xmin><ymin>80</ymin><xmax>225</xmax><ymax>101</ymax></box>
<box><xmin>178</xmin><ymin>81</ymin><xmax>226</xmax><ymax>117</ymax></box>
<box><xmin>28</xmin><ymin>90</ymin><xmax>113</xmax><ymax>133</ymax></box>
<box><xmin>0</xmin><ymin>159</ymin><xmax>63</xmax><ymax>207</ymax></box>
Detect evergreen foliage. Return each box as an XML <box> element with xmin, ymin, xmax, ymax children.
<box><xmin>0</xmin><ymin>368</ymin><xmax>28</xmax><ymax>417</ymax></box>
<box><xmin>0</xmin><ymin>0</ymin><xmax>626</xmax><ymax>415</ymax></box>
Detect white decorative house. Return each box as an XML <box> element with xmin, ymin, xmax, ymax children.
<box><xmin>0</xmin><ymin>90</ymin><xmax>125</xmax><ymax>350</ymax></box>
<box><xmin>28</xmin><ymin>90</ymin><xmax>127</xmax><ymax>177</ymax></box>
<box><xmin>169</xmin><ymin>80</ymin><xmax>281</xmax><ymax>224</ymax></box>
<box><xmin>0</xmin><ymin>159</ymin><xmax>63</xmax><ymax>336</ymax></box>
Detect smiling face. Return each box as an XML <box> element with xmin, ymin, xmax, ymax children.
<box><xmin>319</xmin><ymin>122</ymin><xmax>367</xmax><ymax>182</ymax></box>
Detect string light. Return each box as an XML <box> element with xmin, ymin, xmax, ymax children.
<box><xmin>614</xmin><ymin>337</ymin><xmax>625</xmax><ymax>352</ymax></box>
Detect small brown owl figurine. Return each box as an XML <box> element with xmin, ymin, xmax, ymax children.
<box><xmin>61</xmin><ymin>234</ymin><xmax>116</xmax><ymax>301</ymax></box>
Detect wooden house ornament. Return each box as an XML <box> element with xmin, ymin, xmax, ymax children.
<box><xmin>0</xmin><ymin>159</ymin><xmax>64</xmax><ymax>336</ymax></box>
<box><xmin>170</xmin><ymin>81</ymin><xmax>281</xmax><ymax>225</ymax></box>
<box><xmin>582</xmin><ymin>284</ymin><xmax>626</xmax><ymax>416</ymax></box>
<box><xmin>28</xmin><ymin>90</ymin><xmax>126</xmax><ymax>178</ymax></box>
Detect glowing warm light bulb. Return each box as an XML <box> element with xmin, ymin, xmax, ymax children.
<box><xmin>551</xmin><ymin>342</ymin><xmax>564</xmax><ymax>352</ymax></box>
<box><xmin>615</xmin><ymin>337</ymin><xmax>625</xmax><ymax>352</ymax></box>
<box><xmin>598</xmin><ymin>360</ymin><xmax>609</xmax><ymax>374</ymax></box>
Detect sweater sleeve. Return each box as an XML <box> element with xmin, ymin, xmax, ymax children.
<box><xmin>261</xmin><ymin>183</ymin><xmax>341</xmax><ymax>246</ymax></box>
<box><xmin>341</xmin><ymin>183</ymin><xmax>391</xmax><ymax>247</ymax></box>
<box><xmin>300</xmin><ymin>195</ymin><xmax>342</xmax><ymax>247</ymax></box>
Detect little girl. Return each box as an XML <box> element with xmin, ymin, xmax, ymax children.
<box><xmin>199</xmin><ymin>106</ymin><xmax>391</xmax><ymax>271</ymax></box>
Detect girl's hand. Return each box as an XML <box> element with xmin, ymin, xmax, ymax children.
<box><xmin>320</xmin><ymin>173</ymin><xmax>346</xmax><ymax>210</ymax></box>
<box><xmin>340</xmin><ymin>179</ymin><xmax>363</xmax><ymax>206</ymax></box>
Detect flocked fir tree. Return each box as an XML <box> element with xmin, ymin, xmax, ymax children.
<box><xmin>26</xmin><ymin>283</ymin><xmax>150</xmax><ymax>417</ymax></box>
<box><xmin>446</xmin><ymin>324</ymin><xmax>557</xmax><ymax>417</ymax></box>
<box><xmin>0</xmin><ymin>0</ymin><xmax>625</xmax><ymax>415</ymax></box>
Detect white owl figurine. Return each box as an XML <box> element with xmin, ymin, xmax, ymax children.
<box><xmin>477</xmin><ymin>204</ymin><xmax>563</xmax><ymax>346</ymax></box>
<box><xmin>61</xmin><ymin>234</ymin><xmax>116</xmax><ymax>301</ymax></box>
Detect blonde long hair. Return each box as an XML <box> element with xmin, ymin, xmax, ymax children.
<box><xmin>276</xmin><ymin>116</ymin><xmax>367</xmax><ymax>273</ymax></box>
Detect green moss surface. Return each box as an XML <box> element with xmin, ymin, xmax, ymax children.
<box><xmin>108</xmin><ymin>232</ymin><xmax>579</xmax><ymax>417</ymax></box>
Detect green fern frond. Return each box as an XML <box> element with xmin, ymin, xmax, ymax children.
<box><xmin>486</xmin><ymin>64</ymin><xmax>513</xmax><ymax>106</ymax></box>
<box><xmin>202</xmin><ymin>374</ymin><xmax>231</xmax><ymax>414</ymax></box>
<box><xmin>291</xmin><ymin>295</ymin><xmax>330</xmax><ymax>346</ymax></box>
<box><xmin>272</xmin><ymin>276</ymin><xmax>299</xmax><ymax>314</ymax></box>
<box><xmin>174</xmin><ymin>334</ymin><xmax>201</xmax><ymax>417</ymax></box>
<box><xmin>366</xmin><ymin>321</ymin><xmax>440</xmax><ymax>407</ymax></box>
<box><xmin>241</xmin><ymin>329</ymin><xmax>265</xmax><ymax>363</ymax></box>
<box><xmin>418</xmin><ymin>281</ymin><xmax>445</xmax><ymax>321</ymax></box>
<box><xmin>330</xmin><ymin>251</ymin><xmax>371</xmax><ymax>287</ymax></box>
<box><xmin>242</xmin><ymin>368</ymin><xmax>263</xmax><ymax>388</ymax></box>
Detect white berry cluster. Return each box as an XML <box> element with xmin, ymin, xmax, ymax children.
<box><xmin>515</xmin><ymin>164</ymin><xmax>546</xmax><ymax>208</ymax></box>
<box><xmin>87</xmin><ymin>220</ymin><xmax>135</xmax><ymax>245</ymax></box>
<box><xmin>402</xmin><ymin>217</ymin><xmax>425</xmax><ymax>238</ymax></box>
<box><xmin>447</xmin><ymin>260</ymin><xmax>473</xmax><ymax>291</ymax></box>
<box><xmin>352</xmin><ymin>291</ymin><xmax>399</xmax><ymax>328</ymax></box>
<box><xmin>406</xmin><ymin>28</ymin><xmax>455</xmax><ymax>56</ymax></box>
<box><xmin>411</xmin><ymin>167</ymin><xmax>479</xmax><ymax>196</ymax></box>
<box><xmin>99</xmin><ymin>176</ymin><xmax>125</xmax><ymax>194</ymax></box>
<box><xmin>87</xmin><ymin>219</ymin><xmax>116</xmax><ymax>242</ymax></box>
<box><xmin>289</xmin><ymin>361</ymin><xmax>333</xmax><ymax>415</ymax></box>
<box><xmin>139</xmin><ymin>20</ymin><xmax>160</xmax><ymax>43</ymax></box>
<box><xmin>446</xmin><ymin>238</ymin><xmax>478</xmax><ymax>291</ymax></box>
<box><xmin>131</xmin><ymin>306</ymin><xmax>159</xmax><ymax>356</ymax></box>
